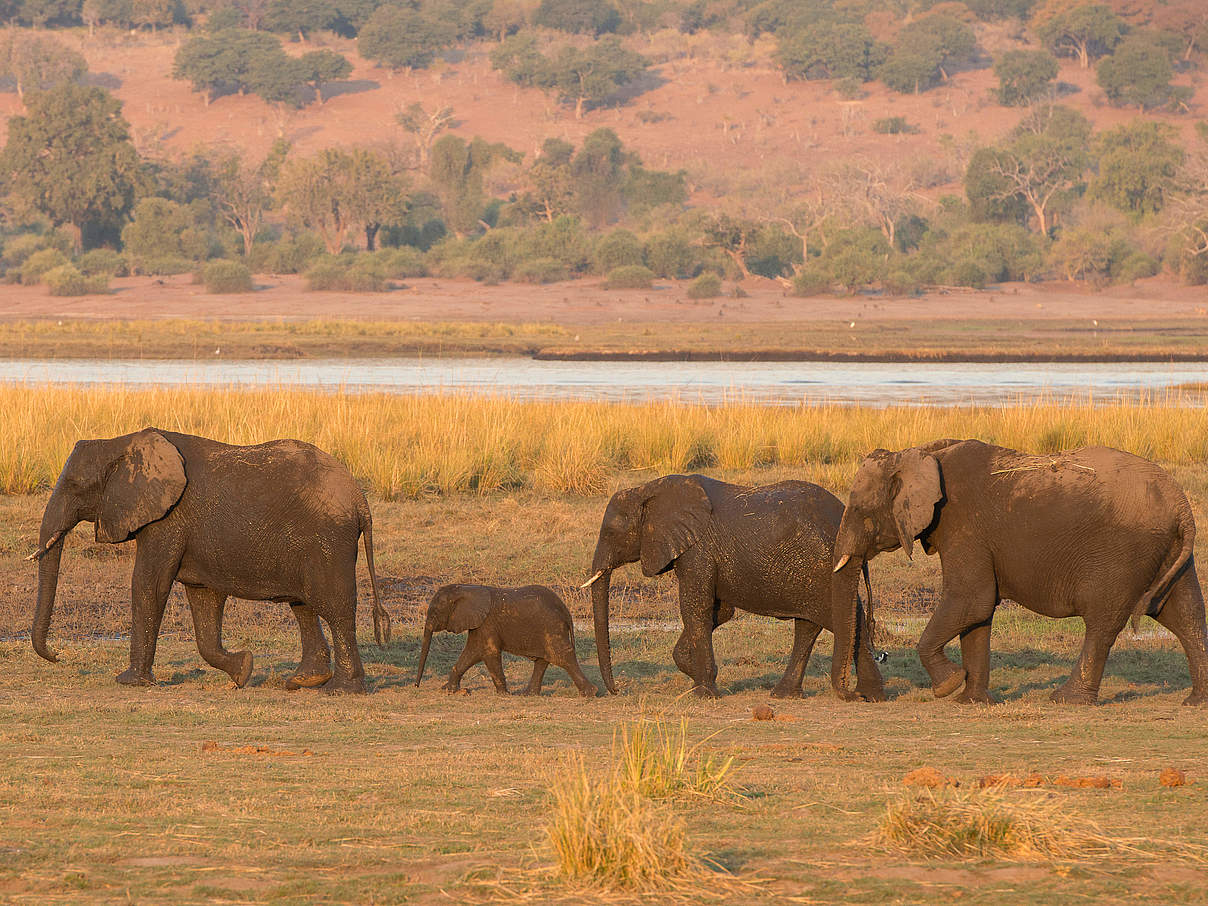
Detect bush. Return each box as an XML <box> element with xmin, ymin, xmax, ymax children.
<box><xmin>947</xmin><ymin>258</ymin><xmax>990</xmax><ymax>288</ymax></box>
<box><xmin>372</xmin><ymin>246</ymin><xmax>427</xmax><ymax>279</ymax></box>
<box><xmin>643</xmin><ymin>232</ymin><xmax>700</xmax><ymax>279</ymax></box>
<box><xmin>994</xmin><ymin>49</ymin><xmax>1058</xmax><ymax>106</ymax></box>
<box><xmin>791</xmin><ymin>265</ymin><xmax>832</xmax><ymax>296</ymax></box>
<box><xmin>303</xmin><ymin>260</ymin><xmax>348</xmax><ymax>291</ymax></box>
<box><xmin>2</xmin><ymin>231</ymin><xmax>71</xmax><ymax>273</ymax></box>
<box><xmin>593</xmin><ymin>229</ymin><xmax>645</xmax><ymax>274</ymax></box>
<box><xmin>873</xmin><ymin>116</ymin><xmax>915</xmax><ymax>134</ymax></box>
<box><xmin>252</xmin><ymin>233</ymin><xmax>327</xmax><ymax>274</ymax></box>
<box><xmin>604</xmin><ymin>264</ymin><xmax>656</xmax><ymax>289</ymax></box>
<box><xmin>76</xmin><ymin>248</ymin><xmax>127</xmax><ymax>277</ymax></box>
<box><xmin>883</xmin><ymin>268</ymin><xmax>922</xmax><ymax>295</ymax></box>
<box><xmin>43</xmin><ymin>264</ymin><xmax>87</xmax><ymax>296</ymax></box>
<box><xmin>514</xmin><ymin>257</ymin><xmax>571</xmax><ymax>283</ymax></box>
<box><xmin>20</xmin><ymin>248</ymin><xmax>70</xmax><ymax>285</ymax></box>
<box><xmin>303</xmin><ymin>257</ymin><xmax>390</xmax><ymax>292</ymax></box>
<box><xmin>202</xmin><ymin>259</ymin><xmax>254</xmax><ymax>293</ymax></box>
<box><xmin>686</xmin><ymin>272</ymin><xmax>722</xmax><ymax>298</ymax></box>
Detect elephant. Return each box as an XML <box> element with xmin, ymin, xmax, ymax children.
<box><xmin>582</xmin><ymin>474</ymin><xmax>884</xmax><ymax>700</ymax></box>
<box><xmin>415</xmin><ymin>583</ymin><xmax>596</xmax><ymax>697</ymax></box>
<box><xmin>831</xmin><ymin>439</ymin><xmax>1208</xmax><ymax>705</ymax></box>
<box><xmin>29</xmin><ymin>428</ymin><xmax>392</xmax><ymax>693</ymax></box>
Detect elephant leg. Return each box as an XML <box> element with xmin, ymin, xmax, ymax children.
<box><xmin>1152</xmin><ymin>573</ymin><xmax>1208</xmax><ymax>706</ymax></box>
<box><xmin>285</xmin><ymin>602</ymin><xmax>333</xmax><ymax>691</ymax></box>
<box><xmin>771</xmin><ymin>619</ymin><xmax>822</xmax><ymax>699</ymax></box>
<box><xmin>672</xmin><ymin>574</ymin><xmax>721</xmax><ymax>698</ymax></box>
<box><xmin>185</xmin><ymin>586</ymin><xmax>252</xmax><ymax>687</ymax></box>
<box><xmin>549</xmin><ymin>643</ymin><xmax>597</xmax><ymax>697</ymax></box>
<box><xmin>1050</xmin><ymin>612</ymin><xmax>1128</xmax><ymax>704</ymax></box>
<box><xmin>483</xmin><ymin>645</ymin><xmax>509</xmax><ymax>695</ymax></box>
<box><xmin>117</xmin><ymin>549</ymin><xmax>178</xmax><ymax>686</ymax></box>
<box><xmin>315</xmin><ymin>601</ymin><xmax>366</xmax><ymax>695</ymax></box>
<box><xmin>853</xmin><ymin>614</ymin><xmax>887</xmax><ymax>703</ymax></box>
<box><xmin>444</xmin><ymin>637</ymin><xmax>483</xmax><ymax>692</ymax></box>
<box><xmin>918</xmin><ymin>563</ymin><xmax>996</xmax><ymax>699</ymax></box>
<box><xmin>523</xmin><ymin>659</ymin><xmax>548</xmax><ymax>696</ymax></box>
<box><xmin>953</xmin><ymin>619</ymin><xmax>996</xmax><ymax>704</ymax></box>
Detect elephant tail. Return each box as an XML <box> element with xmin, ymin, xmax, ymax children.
<box><xmin>1131</xmin><ymin>495</ymin><xmax>1196</xmax><ymax>631</ymax></box>
<box><xmin>359</xmin><ymin>504</ymin><xmax>391</xmax><ymax>646</ymax></box>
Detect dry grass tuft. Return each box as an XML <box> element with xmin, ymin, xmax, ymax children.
<box><xmin>902</xmin><ymin>766</ymin><xmax>958</xmax><ymax>789</ymax></box>
<box><xmin>874</xmin><ymin>788</ymin><xmax>1124</xmax><ymax>861</ymax></box>
<box><xmin>1160</xmin><ymin>768</ymin><xmax>1189</xmax><ymax>788</ymax></box>
<box><xmin>614</xmin><ymin>713</ymin><xmax>738</xmax><ymax>802</ymax></box>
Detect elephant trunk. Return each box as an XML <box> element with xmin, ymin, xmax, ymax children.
<box><xmin>830</xmin><ymin>511</ymin><xmax>865</xmax><ymax>700</ymax></box>
<box><xmin>590</xmin><ymin>565</ymin><xmax>616</xmax><ymax>694</ymax></box>
<box><xmin>414</xmin><ymin>626</ymin><xmax>433</xmax><ymax>687</ymax></box>
<box><xmin>32</xmin><ymin>490</ymin><xmax>79</xmax><ymax>664</ymax></box>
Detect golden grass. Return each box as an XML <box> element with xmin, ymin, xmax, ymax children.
<box><xmin>3</xmin><ymin>384</ymin><xmax>1208</xmax><ymax>497</ymax></box>
<box><xmin>615</xmin><ymin>712</ymin><xmax>738</xmax><ymax>802</ymax></box>
<box><xmin>0</xmin><ymin>318</ymin><xmax>569</xmax><ymax>341</ymax></box>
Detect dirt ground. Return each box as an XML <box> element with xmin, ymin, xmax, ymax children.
<box><xmin>3</xmin><ymin>272</ymin><xmax>1207</xmax><ymax>324</ymax></box>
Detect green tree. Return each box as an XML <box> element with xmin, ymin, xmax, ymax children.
<box><xmin>0</xmin><ymin>31</ymin><xmax>87</xmax><ymax>100</ymax></box>
<box><xmin>993</xmin><ymin>49</ymin><xmax>1058</xmax><ymax>105</ymax></box>
<box><xmin>429</xmin><ymin>135</ymin><xmax>520</xmax><ymax>236</ymax></box>
<box><xmin>533</xmin><ymin>0</ymin><xmax>619</xmax><ymax>34</ymax></box>
<box><xmin>489</xmin><ymin>31</ymin><xmax>546</xmax><ymax>85</ymax></box>
<box><xmin>1090</xmin><ymin>121</ymin><xmax>1184</xmax><ymax>218</ymax></box>
<box><xmin>358</xmin><ymin>5</ymin><xmax>455</xmax><ymax>71</ymax></box>
<box><xmin>569</xmin><ymin>128</ymin><xmax>631</xmax><ymax>228</ymax></box>
<box><xmin>880</xmin><ymin>13</ymin><xmax>977</xmax><ymax>93</ymax></box>
<box><xmin>17</xmin><ymin>0</ymin><xmax>81</xmax><ymax>26</ymax></box>
<box><xmin>120</xmin><ymin>196</ymin><xmax>210</xmax><ymax>273</ymax></box>
<box><xmin>0</xmin><ymin>85</ymin><xmax>143</xmax><ymax>249</ymax></box>
<box><xmin>1034</xmin><ymin>1</ymin><xmax>1123</xmax><ymax>68</ymax></box>
<box><xmin>775</xmin><ymin>21</ymin><xmax>887</xmax><ymax>82</ymax></box>
<box><xmin>1096</xmin><ymin>31</ymin><xmax>1185</xmax><ymax>111</ymax></box>
<box><xmin>213</xmin><ymin>138</ymin><xmax>289</xmax><ymax>256</ymax></box>
<box><xmin>967</xmin><ymin>105</ymin><xmax>1092</xmax><ymax>235</ymax></box>
<box><xmin>297</xmin><ymin>49</ymin><xmax>351</xmax><ymax>103</ymax></box>
<box><xmin>525</xmin><ymin>137</ymin><xmax>576</xmax><ymax>222</ymax></box>
<box><xmin>544</xmin><ymin>36</ymin><xmax>650</xmax><ymax>118</ymax></box>
<box><xmin>264</xmin><ymin>0</ymin><xmax>338</xmax><ymax>39</ymax></box>
<box><xmin>172</xmin><ymin>28</ymin><xmax>284</xmax><ymax>104</ymax></box>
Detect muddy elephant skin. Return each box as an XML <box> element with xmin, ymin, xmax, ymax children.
<box><xmin>415</xmin><ymin>583</ymin><xmax>596</xmax><ymax>697</ymax></box>
<box><xmin>585</xmin><ymin>474</ymin><xmax>884</xmax><ymax>700</ymax></box>
<box><xmin>30</xmin><ymin>428</ymin><xmax>391</xmax><ymax>694</ymax></box>
<box><xmin>831</xmin><ymin>439</ymin><xmax>1208</xmax><ymax>705</ymax></box>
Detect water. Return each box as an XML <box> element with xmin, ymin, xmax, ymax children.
<box><xmin>0</xmin><ymin>357</ymin><xmax>1205</xmax><ymax>406</ymax></box>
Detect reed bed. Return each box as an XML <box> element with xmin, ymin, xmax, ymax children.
<box><xmin>2</xmin><ymin>383</ymin><xmax>1206</xmax><ymax>497</ymax></box>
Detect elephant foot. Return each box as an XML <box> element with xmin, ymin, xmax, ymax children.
<box><xmin>692</xmin><ymin>683</ymin><xmax>721</xmax><ymax>699</ymax></box>
<box><xmin>578</xmin><ymin>683</ymin><xmax>598</xmax><ymax>698</ymax></box>
<box><xmin>285</xmin><ymin>670</ymin><xmax>333</xmax><ymax>691</ymax></box>
<box><xmin>441</xmin><ymin>681</ymin><xmax>461</xmax><ymax>693</ymax></box>
<box><xmin>856</xmin><ymin>685</ymin><xmax>887</xmax><ymax>703</ymax></box>
<box><xmin>1049</xmin><ymin>685</ymin><xmax>1096</xmax><ymax>705</ymax></box>
<box><xmin>769</xmin><ymin>682</ymin><xmax>804</xmax><ymax>700</ymax></box>
<box><xmin>954</xmin><ymin>688</ymin><xmax>997</xmax><ymax>705</ymax></box>
<box><xmin>1183</xmin><ymin>692</ymin><xmax>1208</xmax><ymax>707</ymax></box>
<box><xmin>931</xmin><ymin>668</ymin><xmax>966</xmax><ymax>699</ymax></box>
<box><xmin>229</xmin><ymin>651</ymin><xmax>253</xmax><ymax>688</ymax></box>
<box><xmin>323</xmin><ymin>675</ymin><xmax>367</xmax><ymax>695</ymax></box>
<box><xmin>521</xmin><ymin>687</ymin><xmax>542</xmax><ymax>697</ymax></box>
<box><xmin>116</xmin><ymin>668</ymin><xmax>155</xmax><ymax>687</ymax></box>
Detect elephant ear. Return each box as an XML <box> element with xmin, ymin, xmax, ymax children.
<box><xmin>890</xmin><ymin>448</ymin><xmax>942</xmax><ymax>561</ymax></box>
<box><xmin>97</xmin><ymin>429</ymin><xmax>187</xmax><ymax>544</ymax></box>
<box><xmin>447</xmin><ymin>588</ymin><xmax>492</xmax><ymax>633</ymax></box>
<box><xmin>639</xmin><ymin>475</ymin><xmax>713</xmax><ymax>577</ymax></box>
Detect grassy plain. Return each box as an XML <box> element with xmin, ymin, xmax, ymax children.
<box><xmin>3</xmin><ymin>317</ymin><xmax>1208</xmax><ymax>361</ymax></box>
<box><xmin>2</xmin><ymin>408</ymin><xmax>1208</xmax><ymax>901</ymax></box>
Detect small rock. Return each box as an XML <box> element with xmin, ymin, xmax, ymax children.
<box><xmin>1160</xmin><ymin>768</ymin><xmax>1187</xmax><ymax>788</ymax></box>
<box><xmin>752</xmin><ymin>704</ymin><xmax>775</xmax><ymax>721</ymax></box>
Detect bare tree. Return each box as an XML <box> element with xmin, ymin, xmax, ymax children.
<box><xmin>825</xmin><ymin>160</ymin><xmax>922</xmax><ymax>248</ymax></box>
<box><xmin>395</xmin><ymin>102</ymin><xmax>455</xmax><ymax>169</ymax></box>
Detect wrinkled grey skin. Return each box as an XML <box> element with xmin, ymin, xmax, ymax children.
<box><xmin>586</xmin><ymin>474</ymin><xmax>884</xmax><ymax>700</ymax></box>
<box><xmin>832</xmin><ymin>439</ymin><xmax>1208</xmax><ymax>705</ymax></box>
<box><xmin>31</xmin><ymin>428</ymin><xmax>390</xmax><ymax>694</ymax></box>
<box><xmin>415</xmin><ymin>584</ymin><xmax>596</xmax><ymax>696</ymax></box>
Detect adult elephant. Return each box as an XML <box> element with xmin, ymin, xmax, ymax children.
<box><xmin>831</xmin><ymin>439</ymin><xmax>1208</xmax><ymax>705</ymax></box>
<box><xmin>582</xmin><ymin>474</ymin><xmax>884</xmax><ymax>700</ymax></box>
<box><xmin>29</xmin><ymin>428</ymin><xmax>391</xmax><ymax>693</ymax></box>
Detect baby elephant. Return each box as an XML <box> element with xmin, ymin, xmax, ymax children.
<box><xmin>415</xmin><ymin>584</ymin><xmax>597</xmax><ymax>697</ymax></box>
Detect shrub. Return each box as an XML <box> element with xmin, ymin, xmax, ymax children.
<box><xmin>202</xmin><ymin>259</ymin><xmax>254</xmax><ymax>293</ymax></box>
<box><xmin>514</xmin><ymin>257</ymin><xmax>571</xmax><ymax>283</ymax></box>
<box><xmin>76</xmin><ymin>248</ymin><xmax>127</xmax><ymax>277</ymax></box>
<box><xmin>43</xmin><ymin>264</ymin><xmax>87</xmax><ymax>296</ymax></box>
<box><xmin>883</xmin><ymin>268</ymin><xmax>922</xmax><ymax>295</ymax></box>
<box><xmin>517</xmin><ymin>216</ymin><xmax>592</xmax><ymax>273</ymax></box>
<box><xmin>303</xmin><ymin>257</ymin><xmax>390</xmax><ymax>292</ymax></box>
<box><xmin>303</xmin><ymin>260</ymin><xmax>348</xmax><ymax>291</ymax></box>
<box><xmin>686</xmin><ymin>272</ymin><xmax>722</xmax><ymax>298</ymax></box>
<box><xmin>873</xmin><ymin>116</ymin><xmax>914</xmax><ymax>134</ymax></box>
<box><xmin>791</xmin><ymin>265</ymin><xmax>832</xmax><ymax>296</ymax></box>
<box><xmin>994</xmin><ymin>49</ymin><xmax>1058</xmax><ymax>106</ymax></box>
<box><xmin>593</xmin><ymin>229</ymin><xmax>645</xmax><ymax>274</ymax></box>
<box><xmin>947</xmin><ymin>258</ymin><xmax>990</xmax><ymax>289</ymax></box>
<box><xmin>3</xmin><ymin>231</ymin><xmax>70</xmax><ymax>273</ymax></box>
<box><xmin>19</xmin><ymin>248</ymin><xmax>70</xmax><ymax>285</ymax></box>
<box><xmin>643</xmin><ymin>232</ymin><xmax>700</xmax><ymax>278</ymax></box>
<box><xmin>252</xmin><ymin>233</ymin><xmax>326</xmax><ymax>274</ymax></box>
<box><xmin>605</xmin><ymin>264</ymin><xmax>655</xmax><ymax>289</ymax></box>
<box><xmin>372</xmin><ymin>246</ymin><xmax>427</xmax><ymax>279</ymax></box>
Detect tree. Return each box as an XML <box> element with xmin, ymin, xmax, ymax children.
<box><xmin>483</xmin><ymin>0</ymin><xmax>536</xmax><ymax>40</ymax></box>
<box><xmin>1096</xmin><ymin>31</ymin><xmax>1185</xmax><ymax>110</ymax></box>
<box><xmin>396</xmin><ymin>102</ymin><xmax>455</xmax><ymax>168</ymax></box>
<box><xmin>172</xmin><ymin>28</ymin><xmax>284</xmax><ymax>104</ymax></box>
<box><xmin>525</xmin><ymin>137</ymin><xmax>576</xmax><ymax>222</ymax></box>
<box><xmin>775</xmin><ymin>21</ymin><xmax>887</xmax><ymax>82</ymax></box>
<box><xmin>1034</xmin><ymin>1</ymin><xmax>1123</xmax><ymax>68</ymax></box>
<box><xmin>232</xmin><ymin>0</ymin><xmax>271</xmax><ymax>30</ymax></box>
<box><xmin>0</xmin><ymin>85</ymin><xmax>142</xmax><ymax>249</ymax></box>
<box><xmin>1090</xmin><ymin>121</ymin><xmax>1184</xmax><ymax>218</ymax></box>
<box><xmin>993</xmin><ymin>49</ymin><xmax>1058</xmax><ymax>105</ymax></box>
<box><xmin>1150</xmin><ymin>1</ymin><xmax>1208</xmax><ymax>62</ymax></box>
<box><xmin>213</xmin><ymin>139</ymin><xmax>288</xmax><ymax>256</ymax></box>
<box><xmin>428</xmin><ymin>135</ymin><xmax>520</xmax><ymax>236</ymax></box>
<box><xmin>569</xmin><ymin>128</ymin><xmax>631</xmax><ymax>228</ymax></box>
<box><xmin>489</xmin><ymin>31</ymin><xmax>546</xmax><ymax>85</ymax></box>
<box><xmin>17</xmin><ymin>0</ymin><xmax>81</xmax><ymax>26</ymax></box>
<box><xmin>879</xmin><ymin>12</ymin><xmax>977</xmax><ymax>93</ymax></box>
<box><xmin>544</xmin><ymin>36</ymin><xmax>650</xmax><ymax>118</ymax></box>
<box><xmin>0</xmin><ymin>31</ymin><xmax>87</xmax><ymax>99</ymax></box>
<box><xmin>297</xmin><ymin>49</ymin><xmax>351</xmax><ymax>103</ymax></box>
<box><xmin>969</xmin><ymin>105</ymin><xmax>1092</xmax><ymax>235</ymax></box>
<box><xmin>825</xmin><ymin>159</ymin><xmax>922</xmax><ymax>248</ymax></box>
<box><xmin>264</xmin><ymin>0</ymin><xmax>339</xmax><ymax>40</ymax></box>
<box><xmin>533</xmin><ymin>0</ymin><xmax>619</xmax><ymax>34</ymax></box>
<box><xmin>247</xmin><ymin>53</ymin><xmax>310</xmax><ymax>107</ymax></box>
<box><xmin>358</xmin><ymin>5</ymin><xmax>455</xmax><ymax>71</ymax></box>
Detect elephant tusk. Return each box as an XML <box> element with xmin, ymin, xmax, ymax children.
<box><xmin>580</xmin><ymin>570</ymin><xmax>605</xmax><ymax>589</ymax></box>
<box><xmin>25</xmin><ymin>531</ymin><xmax>64</xmax><ymax>562</ymax></box>
<box><xmin>833</xmin><ymin>554</ymin><xmax>851</xmax><ymax>573</ymax></box>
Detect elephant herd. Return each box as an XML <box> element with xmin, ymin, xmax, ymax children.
<box><xmin>27</xmin><ymin>428</ymin><xmax>1208</xmax><ymax>706</ymax></box>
